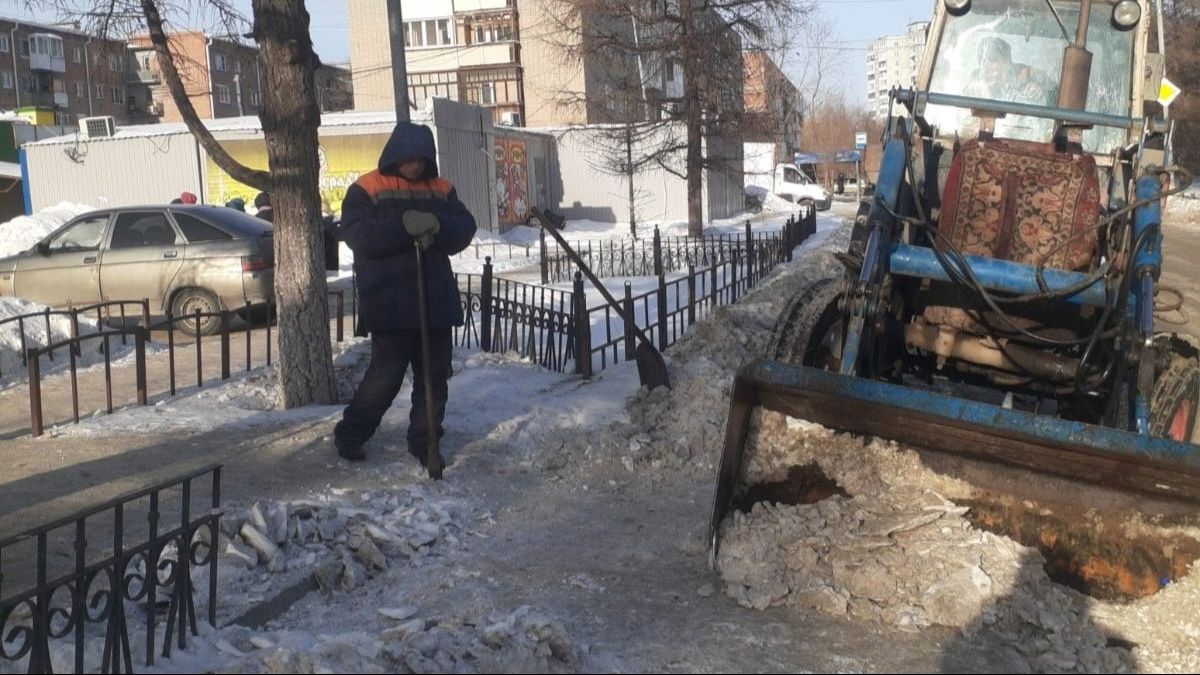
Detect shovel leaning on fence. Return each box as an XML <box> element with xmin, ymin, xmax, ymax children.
<box><xmin>531</xmin><ymin>207</ymin><xmax>671</xmax><ymax>390</ymax></box>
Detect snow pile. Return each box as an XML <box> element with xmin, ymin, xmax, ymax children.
<box><xmin>716</xmin><ymin>414</ymin><xmax>1132</xmax><ymax>673</ymax></box>
<box><xmin>0</xmin><ymin>202</ymin><xmax>93</xmax><ymax>258</ymax></box>
<box><xmin>219</xmin><ymin>484</ymin><xmax>474</xmax><ymax>592</ymax></box>
<box><xmin>132</xmin><ymin>604</ymin><xmax>585</xmax><ymax>674</ymax></box>
<box><xmin>1171</xmin><ymin>184</ymin><xmax>1200</xmax><ymax>216</ymax></box>
<box><xmin>745</xmin><ymin>184</ymin><xmax>802</xmax><ymax>214</ymax></box>
<box><xmin>0</xmin><ymin>297</ymin><xmax>114</xmax><ymax>388</ymax></box>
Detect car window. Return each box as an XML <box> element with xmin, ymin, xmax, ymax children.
<box><xmin>48</xmin><ymin>215</ymin><xmax>109</xmax><ymax>251</ymax></box>
<box><xmin>173</xmin><ymin>213</ymin><xmax>233</xmax><ymax>243</ymax></box>
<box><xmin>784</xmin><ymin>168</ymin><xmax>801</xmax><ymax>184</ymax></box>
<box><xmin>110</xmin><ymin>212</ymin><xmax>178</xmax><ymax>249</ymax></box>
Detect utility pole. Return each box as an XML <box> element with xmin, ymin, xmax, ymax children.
<box><xmin>387</xmin><ymin>0</ymin><xmax>410</xmax><ymax>122</ymax></box>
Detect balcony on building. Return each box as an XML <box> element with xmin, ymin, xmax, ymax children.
<box><xmin>29</xmin><ymin>34</ymin><xmax>66</xmax><ymax>73</ymax></box>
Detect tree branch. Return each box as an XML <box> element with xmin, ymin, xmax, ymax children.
<box><xmin>140</xmin><ymin>0</ymin><xmax>269</xmax><ymax>189</ymax></box>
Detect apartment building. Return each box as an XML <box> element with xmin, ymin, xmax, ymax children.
<box><xmin>0</xmin><ymin>18</ymin><xmax>137</xmax><ymax>126</ymax></box>
<box><xmin>866</xmin><ymin>21</ymin><xmax>928</xmax><ymax>119</ymax></box>
<box><xmin>128</xmin><ymin>33</ymin><xmax>355</xmax><ymax>123</ymax></box>
<box><xmin>742</xmin><ymin>50</ymin><xmax>802</xmax><ymax>156</ymax></box>
<box><xmin>349</xmin><ymin>0</ymin><xmax>523</xmax><ymax>124</ymax></box>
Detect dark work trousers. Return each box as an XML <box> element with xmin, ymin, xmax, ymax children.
<box><xmin>334</xmin><ymin>328</ymin><xmax>453</xmax><ymax>459</ymax></box>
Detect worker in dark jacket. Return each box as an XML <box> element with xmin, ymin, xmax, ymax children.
<box><xmin>334</xmin><ymin>121</ymin><xmax>477</xmax><ymax>463</ymax></box>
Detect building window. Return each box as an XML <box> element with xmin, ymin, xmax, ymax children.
<box><xmin>73</xmin><ymin>46</ymin><xmax>82</xmax><ymax>63</ymax></box>
<box><xmin>55</xmin><ymin>111</ymin><xmax>71</xmax><ymax>126</ymax></box>
<box><xmin>50</xmin><ymin>39</ymin><xmax>62</xmax><ymax>58</ymax></box>
<box><xmin>474</xmin><ymin>22</ymin><xmax>514</xmax><ymax>44</ymax></box>
<box><xmin>467</xmin><ymin>81</ymin><xmax>495</xmax><ymax>105</ymax></box>
<box><xmin>109</xmin><ymin>54</ymin><xmax>123</xmax><ymax>72</ymax></box>
<box><xmin>112</xmin><ymin>85</ymin><xmax>123</xmax><ymax>104</ymax></box>
<box><xmin>216</xmin><ymin>84</ymin><xmax>231</xmax><ymax>104</ymax></box>
<box><xmin>24</xmin><ymin>75</ymin><xmax>37</xmax><ymax>93</ymax></box>
<box><xmin>0</xmin><ymin>72</ymin><xmax>11</xmax><ymax>89</ymax></box>
<box><xmin>213</xmin><ymin>52</ymin><xmax>228</xmax><ymax>72</ymax></box>
<box><xmin>250</xmin><ymin>90</ymin><xmax>261</xmax><ymax>106</ymax></box>
<box><xmin>404</xmin><ymin>19</ymin><xmax>454</xmax><ymax>47</ymax></box>
<box><xmin>76</xmin><ymin>81</ymin><xmax>85</xmax><ymax>97</ymax></box>
<box><xmin>236</xmin><ymin>58</ymin><xmax>242</xmax><ymax>73</ymax></box>
<box><xmin>0</xmin><ymin>35</ymin><xmax>8</xmax><ymax>53</ymax></box>
<box><xmin>19</xmin><ymin>38</ymin><xmax>28</xmax><ymax>58</ymax></box>
<box><xmin>95</xmin><ymin>83</ymin><xmax>106</xmax><ymax>100</ymax></box>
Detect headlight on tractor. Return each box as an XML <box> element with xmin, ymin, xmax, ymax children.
<box><xmin>1113</xmin><ymin>0</ymin><xmax>1141</xmax><ymax>28</ymax></box>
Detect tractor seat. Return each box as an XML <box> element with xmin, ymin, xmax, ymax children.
<box><xmin>923</xmin><ymin>138</ymin><xmax>1102</xmax><ymax>335</ymax></box>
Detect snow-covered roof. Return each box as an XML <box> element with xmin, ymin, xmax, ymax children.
<box><xmin>24</xmin><ymin>109</ymin><xmax>430</xmax><ymax>148</ymax></box>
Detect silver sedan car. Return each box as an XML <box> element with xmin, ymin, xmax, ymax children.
<box><xmin>0</xmin><ymin>205</ymin><xmax>274</xmax><ymax>335</ymax></box>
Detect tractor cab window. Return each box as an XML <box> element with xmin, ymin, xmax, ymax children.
<box><xmin>925</xmin><ymin>0</ymin><xmax>1134</xmax><ymax>155</ymax></box>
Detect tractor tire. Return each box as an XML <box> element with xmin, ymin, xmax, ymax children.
<box><xmin>1150</xmin><ymin>353</ymin><xmax>1200</xmax><ymax>443</ymax></box>
<box><xmin>172</xmin><ymin>287</ymin><xmax>222</xmax><ymax>337</ymax></box>
<box><xmin>767</xmin><ymin>277</ymin><xmax>845</xmax><ymax>370</ymax></box>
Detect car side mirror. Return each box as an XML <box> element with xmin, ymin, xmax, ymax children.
<box><xmin>36</xmin><ymin>242</ymin><xmax>50</xmax><ymax>256</ymax></box>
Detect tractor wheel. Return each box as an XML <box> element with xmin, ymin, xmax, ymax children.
<box><xmin>767</xmin><ymin>277</ymin><xmax>845</xmax><ymax>371</ymax></box>
<box><xmin>1150</xmin><ymin>353</ymin><xmax>1200</xmax><ymax>443</ymax></box>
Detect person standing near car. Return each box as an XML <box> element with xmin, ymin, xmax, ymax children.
<box><xmin>333</xmin><ymin>121</ymin><xmax>477</xmax><ymax>464</ymax></box>
<box><xmin>254</xmin><ymin>192</ymin><xmax>274</xmax><ymax>223</ymax></box>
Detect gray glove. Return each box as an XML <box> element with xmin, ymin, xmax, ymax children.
<box><xmin>403</xmin><ymin>211</ymin><xmax>440</xmax><ymax>250</ymax></box>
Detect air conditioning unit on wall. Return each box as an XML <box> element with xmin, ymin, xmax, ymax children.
<box><xmin>79</xmin><ymin>116</ymin><xmax>116</xmax><ymax>139</ymax></box>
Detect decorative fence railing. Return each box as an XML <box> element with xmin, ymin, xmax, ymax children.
<box><xmin>455</xmin><ymin>208</ymin><xmax>817</xmax><ymax>375</ymax></box>
<box><xmin>0</xmin><ymin>464</ymin><xmax>222</xmax><ymax>674</ymax></box>
<box><xmin>17</xmin><ymin>290</ymin><xmax>354</xmax><ymax>437</ymax></box>
<box><xmin>13</xmin><ymin>208</ymin><xmax>815</xmax><ymax>434</ymax></box>
<box><xmin>537</xmin><ymin>214</ymin><xmax>808</xmax><ymax>285</ymax></box>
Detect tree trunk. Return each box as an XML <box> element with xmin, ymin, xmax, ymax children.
<box><xmin>681</xmin><ymin>0</ymin><xmax>704</xmax><ymax>237</ymax></box>
<box><xmin>253</xmin><ymin>0</ymin><xmax>336</xmax><ymax>407</ymax></box>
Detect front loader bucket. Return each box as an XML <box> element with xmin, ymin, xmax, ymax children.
<box><xmin>709</xmin><ymin>359</ymin><xmax>1200</xmax><ymax>563</ymax></box>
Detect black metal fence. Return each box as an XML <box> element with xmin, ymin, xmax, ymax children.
<box><xmin>538</xmin><ymin>216</ymin><xmax>805</xmax><ymax>285</ymax></box>
<box><xmin>19</xmin><ymin>290</ymin><xmax>354</xmax><ymax>437</ymax></box>
<box><xmin>0</xmin><ymin>465</ymin><xmax>222</xmax><ymax>674</ymax></box>
<box><xmin>14</xmin><ymin>210</ymin><xmax>814</xmax><ymax>433</ymax></box>
<box><xmin>456</xmin><ymin>209</ymin><xmax>816</xmax><ymax>375</ymax></box>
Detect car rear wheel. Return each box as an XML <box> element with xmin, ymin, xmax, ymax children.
<box><xmin>172</xmin><ymin>287</ymin><xmax>222</xmax><ymax>337</ymax></box>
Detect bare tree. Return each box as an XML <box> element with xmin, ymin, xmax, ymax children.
<box><xmin>534</xmin><ymin>0</ymin><xmax>809</xmax><ymax>236</ymax></box>
<box><xmin>1158</xmin><ymin>0</ymin><xmax>1199</xmax><ymax>171</ymax></box>
<box><xmin>42</xmin><ymin>0</ymin><xmax>335</xmax><ymax>408</ymax></box>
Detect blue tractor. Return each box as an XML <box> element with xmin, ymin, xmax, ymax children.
<box><xmin>711</xmin><ymin>0</ymin><xmax>1196</xmax><ymax>554</ymax></box>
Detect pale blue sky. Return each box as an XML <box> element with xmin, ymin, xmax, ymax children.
<box><xmin>0</xmin><ymin>0</ymin><xmax>935</xmax><ymax>108</ymax></box>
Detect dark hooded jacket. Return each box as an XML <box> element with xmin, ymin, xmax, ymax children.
<box><xmin>340</xmin><ymin>122</ymin><xmax>476</xmax><ymax>333</ymax></box>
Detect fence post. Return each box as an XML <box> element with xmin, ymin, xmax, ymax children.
<box><xmin>652</xmin><ymin>226</ymin><xmax>663</xmax><ymax>277</ymax></box>
<box><xmin>141</xmin><ymin>298</ymin><xmax>150</xmax><ymax>329</ymax></box>
<box><xmin>539</xmin><ymin>227</ymin><xmax>549</xmax><ymax>285</ymax></box>
<box><xmin>731</xmin><ymin>253</ymin><xmax>740</xmax><ymax>303</ymax></box>
<box><xmin>572</xmin><ymin>271</ymin><xmax>592</xmax><ymax>378</ymax></box>
<box><xmin>27</xmin><ymin>349</ymin><xmax>42</xmax><ymax>437</ymax></box>
<box><xmin>806</xmin><ymin>204</ymin><xmax>817</xmax><ymax>239</ymax></box>
<box><xmin>335</xmin><ymin>291</ymin><xmax>345</xmax><ymax>343</ymax></box>
<box><xmin>656</xmin><ymin>273</ymin><xmax>668</xmax><ymax>350</ymax></box>
<box><xmin>623</xmin><ymin>282</ymin><xmax>635</xmax><ymax>361</ymax></box>
<box><xmin>481</xmin><ymin>257</ymin><xmax>494</xmax><ymax>352</ymax></box>
<box><xmin>710</xmin><ymin>262</ymin><xmax>718</xmax><ymax>306</ymax></box>
<box><xmin>686</xmin><ymin>263</ymin><xmax>696</xmax><ymax>326</ymax></box>
<box><xmin>135</xmin><ymin>327</ymin><xmax>148</xmax><ymax>406</ymax></box>
<box><xmin>220</xmin><ymin>311</ymin><xmax>231</xmax><ymax>380</ymax></box>
<box><xmin>744</xmin><ymin>220</ymin><xmax>755</xmax><ymax>286</ymax></box>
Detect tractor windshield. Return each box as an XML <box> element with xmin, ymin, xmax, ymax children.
<box><xmin>925</xmin><ymin>0</ymin><xmax>1135</xmax><ymax>155</ymax></box>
